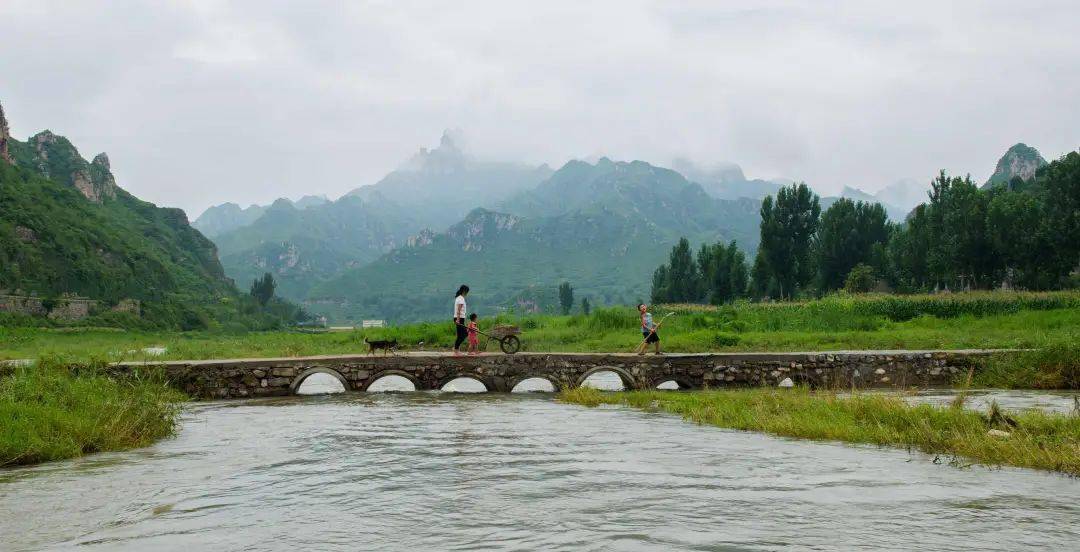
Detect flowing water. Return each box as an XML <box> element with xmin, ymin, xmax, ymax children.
<box><xmin>2</xmin><ymin>375</ymin><xmax>1079</xmax><ymax>551</ymax></box>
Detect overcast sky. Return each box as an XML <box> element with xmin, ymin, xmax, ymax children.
<box><xmin>2</xmin><ymin>0</ymin><xmax>1078</xmax><ymax>217</ymax></box>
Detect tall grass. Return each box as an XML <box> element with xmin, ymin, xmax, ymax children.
<box><xmin>972</xmin><ymin>342</ymin><xmax>1080</xmax><ymax>389</ymax></box>
<box><xmin>561</xmin><ymin>387</ymin><xmax>1080</xmax><ymax>475</ymax></box>
<box><xmin>0</xmin><ymin>357</ymin><xmax>185</xmax><ymax>466</ymax></box>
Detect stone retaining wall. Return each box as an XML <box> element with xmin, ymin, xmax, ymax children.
<box><xmin>113</xmin><ymin>350</ymin><xmax>996</xmax><ymax>399</ymax></box>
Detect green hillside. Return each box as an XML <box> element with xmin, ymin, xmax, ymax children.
<box><xmin>214</xmin><ymin>196</ymin><xmax>419</xmax><ymax>300</ymax></box>
<box><xmin>0</xmin><ymin>103</ymin><xmax>301</xmax><ymax>329</ymax></box>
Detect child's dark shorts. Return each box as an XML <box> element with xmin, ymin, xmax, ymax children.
<box><xmin>642</xmin><ymin>331</ymin><xmax>659</xmax><ymax>343</ymax></box>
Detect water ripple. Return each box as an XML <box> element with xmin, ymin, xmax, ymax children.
<box><xmin>1</xmin><ymin>392</ymin><xmax>1078</xmax><ymax>551</ymax></box>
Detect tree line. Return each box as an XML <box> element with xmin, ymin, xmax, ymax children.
<box><xmin>651</xmin><ymin>150</ymin><xmax>1080</xmax><ymax>302</ymax></box>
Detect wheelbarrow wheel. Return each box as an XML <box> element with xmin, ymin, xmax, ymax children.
<box><xmin>499</xmin><ymin>335</ymin><xmax>521</xmax><ymax>354</ymax></box>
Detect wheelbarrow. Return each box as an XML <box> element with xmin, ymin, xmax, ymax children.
<box><xmin>459</xmin><ymin>323</ymin><xmax>522</xmax><ymax>354</ymax></box>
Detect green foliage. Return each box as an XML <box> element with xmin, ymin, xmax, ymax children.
<box><xmin>561</xmin><ymin>387</ymin><xmax>1080</xmax><ymax>475</ymax></box>
<box><xmin>887</xmin><ymin>156</ymin><xmax>1079</xmax><ymax>292</ymax></box>
<box><xmin>250</xmin><ymin>272</ymin><xmax>277</xmax><ymax>306</ymax></box>
<box><xmin>1</xmin><ymin>129</ymin><xmax>309</xmax><ymax>331</ymax></box>
<box><xmin>754</xmin><ymin>183</ymin><xmax>821</xmax><ymax>298</ymax></box>
<box><xmin>558</xmin><ymin>281</ymin><xmax>574</xmax><ymax>315</ymax></box>
<box><xmin>973</xmin><ymin>342</ymin><xmax>1080</xmax><ymax>390</ymax></box>
<box><xmin>581</xmin><ymin>296</ymin><xmax>591</xmax><ymax>315</ymax></box>
<box><xmin>817</xmin><ymin>198</ymin><xmax>890</xmax><ymax>291</ymax></box>
<box><xmin>844</xmin><ymin>264</ymin><xmax>877</xmax><ymax>293</ymax></box>
<box><xmin>0</xmin><ymin>357</ymin><xmax>185</xmax><ymax>466</ymax></box>
<box><xmin>652</xmin><ymin>238</ymin><xmax>749</xmax><ymax>304</ymax></box>
<box><xmin>0</xmin><ymin>161</ymin><xmax>229</xmax><ymax>303</ymax></box>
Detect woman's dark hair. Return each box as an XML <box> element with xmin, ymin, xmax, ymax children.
<box><xmin>637</xmin><ymin>303</ymin><xmax>646</xmax><ymax>310</ymax></box>
<box><xmin>469</xmin><ymin>313</ymin><xmax>477</xmax><ymax>321</ymax></box>
<box><xmin>455</xmin><ymin>284</ymin><xmax>470</xmax><ymax>297</ymax></box>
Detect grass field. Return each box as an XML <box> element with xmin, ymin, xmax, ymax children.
<box><xmin>0</xmin><ymin>358</ymin><xmax>185</xmax><ymax>467</ymax></box>
<box><xmin>3</xmin><ymin>291</ymin><xmax>1078</xmax><ymax>356</ymax></box>
<box><xmin>561</xmin><ymin>386</ymin><xmax>1080</xmax><ymax>475</ymax></box>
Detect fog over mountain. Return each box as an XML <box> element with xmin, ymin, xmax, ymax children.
<box><xmin>2</xmin><ymin>1</ymin><xmax>1077</xmax><ymax>217</ymax></box>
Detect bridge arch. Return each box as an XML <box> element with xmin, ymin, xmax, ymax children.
<box><xmin>363</xmin><ymin>370</ymin><xmax>420</xmax><ymax>391</ymax></box>
<box><xmin>652</xmin><ymin>377</ymin><xmax>694</xmax><ymax>390</ymax></box>
<box><xmin>437</xmin><ymin>373</ymin><xmax>489</xmax><ymax>392</ymax></box>
<box><xmin>509</xmin><ymin>375</ymin><xmax>559</xmax><ymax>393</ymax></box>
<box><xmin>577</xmin><ymin>366</ymin><xmax>636</xmax><ymax>390</ymax></box>
<box><xmin>290</xmin><ymin>367</ymin><xmax>350</xmax><ymax>394</ymax></box>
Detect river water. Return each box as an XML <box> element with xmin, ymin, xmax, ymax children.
<box><xmin>2</xmin><ymin>377</ymin><xmax>1079</xmax><ymax>551</ymax></box>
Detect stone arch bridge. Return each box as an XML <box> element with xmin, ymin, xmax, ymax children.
<box><xmin>109</xmin><ymin>351</ymin><xmax>995</xmax><ymax>399</ymax></box>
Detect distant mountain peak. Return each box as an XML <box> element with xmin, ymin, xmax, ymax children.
<box><xmin>92</xmin><ymin>152</ymin><xmax>110</xmax><ymax>171</ymax></box>
<box><xmin>984</xmin><ymin>143</ymin><xmax>1047</xmax><ymax>189</ymax></box>
<box><xmin>439</xmin><ymin>128</ymin><xmax>464</xmax><ymax>153</ymax></box>
<box><xmin>670</xmin><ymin>158</ymin><xmax>747</xmax><ymax>184</ymax></box>
<box><xmin>402</xmin><ymin>129</ymin><xmax>470</xmax><ymax>173</ymax></box>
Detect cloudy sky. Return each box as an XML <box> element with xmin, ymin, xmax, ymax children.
<box><xmin>2</xmin><ymin>0</ymin><xmax>1078</xmax><ymax>217</ymax></box>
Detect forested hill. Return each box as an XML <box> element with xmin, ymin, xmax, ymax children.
<box><xmin>0</xmin><ymin>102</ymin><xmax>243</xmax><ymax>325</ymax></box>
<box><xmin>306</xmin><ymin>159</ymin><xmax>762</xmax><ymax>322</ymax></box>
<box><xmin>213</xmin><ymin>196</ymin><xmax>419</xmax><ymax>300</ymax></box>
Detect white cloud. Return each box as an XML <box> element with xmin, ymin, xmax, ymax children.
<box><xmin>1</xmin><ymin>0</ymin><xmax>1077</xmax><ymax>216</ymax></box>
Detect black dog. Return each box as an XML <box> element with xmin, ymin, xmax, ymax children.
<box><xmin>365</xmin><ymin>338</ymin><xmax>398</xmax><ymax>355</ymax></box>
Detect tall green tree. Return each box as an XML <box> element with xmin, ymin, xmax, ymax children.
<box><xmin>250</xmin><ymin>272</ymin><xmax>276</xmax><ymax>306</ymax></box>
<box><xmin>650</xmin><ymin>264</ymin><xmax>670</xmax><ymax>304</ymax></box>
<box><xmin>558</xmin><ymin>281</ymin><xmax>574</xmax><ymax>315</ymax></box>
<box><xmin>726</xmin><ymin>241</ymin><xmax>749</xmax><ymax>301</ymax></box>
<box><xmin>816</xmin><ymin>198</ymin><xmax>890</xmax><ymax>291</ymax></box>
<box><xmin>581</xmin><ymin>296</ymin><xmax>591</xmax><ymax>315</ymax></box>
<box><xmin>755</xmin><ymin>183</ymin><xmax>821</xmax><ymax>298</ymax></box>
<box><xmin>1040</xmin><ymin>151</ymin><xmax>1080</xmax><ymax>280</ymax></box>
<box><xmin>663</xmin><ymin>237</ymin><xmax>701</xmax><ymax>302</ymax></box>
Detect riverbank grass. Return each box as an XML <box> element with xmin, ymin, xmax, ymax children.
<box><xmin>561</xmin><ymin>387</ymin><xmax>1080</xmax><ymax>475</ymax></box>
<box><xmin>0</xmin><ymin>359</ymin><xmax>185</xmax><ymax>467</ymax></box>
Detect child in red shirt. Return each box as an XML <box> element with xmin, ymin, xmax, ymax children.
<box><xmin>467</xmin><ymin>313</ymin><xmax>480</xmax><ymax>355</ymax></box>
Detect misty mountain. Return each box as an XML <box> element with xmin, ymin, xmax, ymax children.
<box><xmin>346</xmin><ymin>130</ymin><xmax>553</xmax><ymax>231</ymax></box>
<box><xmin>208</xmin><ymin>131</ymin><xmax>551</xmax><ymax>302</ymax></box>
<box><xmin>669</xmin><ymin>158</ymin><xmax>786</xmax><ymax>200</ymax></box>
<box><xmin>835</xmin><ymin>186</ymin><xmax>909</xmax><ymax>221</ymax></box>
<box><xmin>873</xmin><ymin>178</ymin><xmax>928</xmax><ymax>212</ymax></box>
<box><xmin>214</xmin><ymin>196</ymin><xmax>418</xmax><ymax>300</ymax></box>
<box><xmin>193</xmin><ymin>195</ymin><xmax>329</xmax><ymax>238</ymax></box>
<box><xmin>307</xmin><ymin>159</ymin><xmax>762</xmax><ymax>322</ymax></box>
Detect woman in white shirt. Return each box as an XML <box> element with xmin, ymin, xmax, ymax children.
<box><xmin>453</xmin><ymin>285</ymin><xmax>470</xmax><ymax>355</ymax></box>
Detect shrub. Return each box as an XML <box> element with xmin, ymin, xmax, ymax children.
<box><xmin>844</xmin><ymin>264</ymin><xmax>877</xmax><ymax>293</ymax></box>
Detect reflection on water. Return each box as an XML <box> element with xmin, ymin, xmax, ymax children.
<box><xmin>907</xmin><ymin>389</ymin><xmax>1080</xmax><ymax>414</ymax></box>
<box><xmin>581</xmin><ymin>370</ymin><xmax>625</xmax><ymax>390</ymax></box>
<box><xmin>295</xmin><ymin>372</ymin><xmax>346</xmax><ymax>395</ymax></box>
<box><xmin>2</xmin><ymin>392</ymin><xmax>1078</xmax><ymax>551</ymax></box>
<box><xmin>511</xmin><ymin>377</ymin><xmax>556</xmax><ymax>393</ymax></box>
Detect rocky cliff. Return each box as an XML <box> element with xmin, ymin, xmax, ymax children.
<box><xmin>984</xmin><ymin>143</ymin><xmax>1048</xmax><ymax>189</ymax></box>
<box><xmin>0</xmin><ymin>102</ymin><xmax>10</xmax><ymax>164</ymax></box>
<box><xmin>20</xmin><ymin>130</ymin><xmax>118</xmax><ymax>203</ymax></box>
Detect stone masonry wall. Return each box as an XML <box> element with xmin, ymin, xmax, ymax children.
<box><xmin>112</xmin><ymin>351</ymin><xmax>995</xmax><ymax>399</ymax></box>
